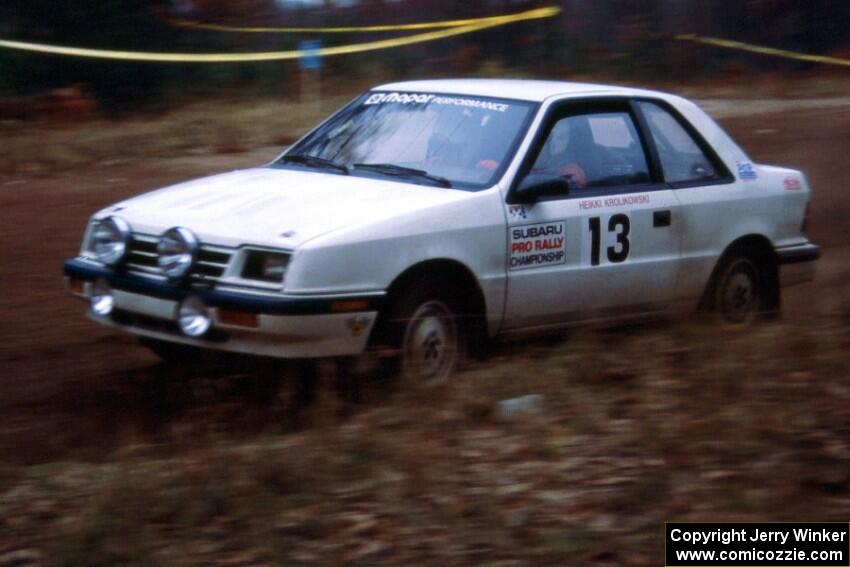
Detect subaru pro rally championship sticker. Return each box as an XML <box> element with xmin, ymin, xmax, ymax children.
<box><xmin>509</xmin><ymin>222</ymin><xmax>566</xmax><ymax>270</ymax></box>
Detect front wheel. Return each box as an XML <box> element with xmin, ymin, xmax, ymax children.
<box><xmin>381</xmin><ymin>279</ymin><xmax>465</xmax><ymax>384</ymax></box>
<box><xmin>401</xmin><ymin>299</ymin><xmax>460</xmax><ymax>383</ymax></box>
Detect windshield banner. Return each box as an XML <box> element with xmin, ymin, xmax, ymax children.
<box><xmin>364</xmin><ymin>92</ymin><xmax>510</xmax><ymax>112</ymax></box>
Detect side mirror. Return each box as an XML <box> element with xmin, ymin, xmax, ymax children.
<box><xmin>514</xmin><ymin>174</ymin><xmax>570</xmax><ymax>203</ymax></box>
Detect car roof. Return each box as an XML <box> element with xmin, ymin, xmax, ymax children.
<box><xmin>373</xmin><ymin>78</ymin><xmax>671</xmax><ymax>103</ymax></box>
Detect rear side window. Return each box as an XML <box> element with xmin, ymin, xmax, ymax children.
<box><xmin>638</xmin><ymin>101</ymin><xmax>719</xmax><ymax>184</ymax></box>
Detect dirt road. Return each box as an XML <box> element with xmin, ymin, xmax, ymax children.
<box><xmin>0</xmin><ymin>104</ymin><xmax>848</xmax><ymax>464</ymax></box>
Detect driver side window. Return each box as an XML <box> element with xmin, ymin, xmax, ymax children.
<box><xmin>530</xmin><ymin>111</ymin><xmax>650</xmax><ymax>192</ymax></box>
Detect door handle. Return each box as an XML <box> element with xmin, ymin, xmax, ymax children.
<box><xmin>653</xmin><ymin>210</ymin><xmax>671</xmax><ymax>227</ymax></box>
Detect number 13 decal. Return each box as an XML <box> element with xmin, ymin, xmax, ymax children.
<box><xmin>588</xmin><ymin>214</ymin><xmax>630</xmax><ymax>266</ymax></box>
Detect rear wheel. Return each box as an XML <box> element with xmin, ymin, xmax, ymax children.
<box><xmin>715</xmin><ymin>257</ymin><xmax>761</xmax><ymax>324</ymax></box>
<box><xmin>705</xmin><ymin>248</ymin><xmax>777</xmax><ymax>325</ymax></box>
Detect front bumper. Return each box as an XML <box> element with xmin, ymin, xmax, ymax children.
<box><xmin>776</xmin><ymin>242</ymin><xmax>820</xmax><ymax>288</ymax></box>
<box><xmin>64</xmin><ymin>257</ymin><xmax>383</xmax><ymax>358</ymax></box>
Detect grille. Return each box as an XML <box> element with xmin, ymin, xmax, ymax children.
<box><xmin>124</xmin><ymin>233</ymin><xmax>233</xmax><ymax>282</ymax></box>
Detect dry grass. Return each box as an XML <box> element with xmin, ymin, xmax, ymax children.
<box><xmin>4</xmin><ymin>73</ymin><xmax>850</xmax><ymax>178</ymax></box>
<box><xmin>2</xmin><ymin>318</ymin><xmax>849</xmax><ymax>566</ymax></box>
<box><xmin>0</xmin><ymin>95</ymin><xmax>353</xmax><ymax>176</ymax></box>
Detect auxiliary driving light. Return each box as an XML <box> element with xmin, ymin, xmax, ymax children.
<box><xmin>177</xmin><ymin>296</ymin><xmax>212</xmax><ymax>337</ymax></box>
<box><xmin>157</xmin><ymin>227</ymin><xmax>199</xmax><ymax>279</ymax></box>
<box><xmin>90</xmin><ymin>278</ymin><xmax>114</xmax><ymax>317</ymax></box>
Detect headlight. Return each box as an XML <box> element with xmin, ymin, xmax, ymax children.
<box><xmin>157</xmin><ymin>227</ymin><xmax>199</xmax><ymax>279</ymax></box>
<box><xmin>91</xmin><ymin>216</ymin><xmax>131</xmax><ymax>265</ymax></box>
<box><xmin>242</xmin><ymin>251</ymin><xmax>290</xmax><ymax>283</ymax></box>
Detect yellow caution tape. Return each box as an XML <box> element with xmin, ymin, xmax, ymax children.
<box><xmin>167</xmin><ymin>7</ymin><xmax>556</xmax><ymax>33</ymax></box>
<box><xmin>676</xmin><ymin>34</ymin><xmax>850</xmax><ymax>68</ymax></box>
<box><xmin>0</xmin><ymin>6</ymin><xmax>559</xmax><ymax>63</ymax></box>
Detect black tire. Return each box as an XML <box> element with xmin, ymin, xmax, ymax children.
<box><xmin>704</xmin><ymin>249</ymin><xmax>777</xmax><ymax>325</ymax></box>
<box><xmin>379</xmin><ymin>277</ymin><xmax>466</xmax><ymax>384</ymax></box>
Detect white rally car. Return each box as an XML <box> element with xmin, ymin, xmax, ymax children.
<box><xmin>64</xmin><ymin>79</ymin><xmax>819</xmax><ymax>381</ymax></box>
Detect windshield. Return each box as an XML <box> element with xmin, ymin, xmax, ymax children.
<box><xmin>276</xmin><ymin>91</ymin><xmax>536</xmax><ymax>190</ymax></box>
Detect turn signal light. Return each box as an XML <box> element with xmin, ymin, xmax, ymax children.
<box><xmin>218</xmin><ymin>309</ymin><xmax>259</xmax><ymax>328</ymax></box>
<box><xmin>68</xmin><ymin>277</ymin><xmax>85</xmax><ymax>295</ymax></box>
<box><xmin>330</xmin><ymin>300</ymin><xmax>370</xmax><ymax>313</ymax></box>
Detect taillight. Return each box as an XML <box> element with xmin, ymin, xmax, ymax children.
<box><xmin>801</xmin><ymin>202</ymin><xmax>810</xmax><ymax>233</ymax></box>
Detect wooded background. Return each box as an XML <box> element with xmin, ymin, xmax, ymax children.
<box><xmin>0</xmin><ymin>0</ymin><xmax>848</xmax><ymax>107</ymax></box>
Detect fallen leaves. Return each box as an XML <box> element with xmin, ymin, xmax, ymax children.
<box><xmin>2</xmin><ymin>320</ymin><xmax>850</xmax><ymax>565</ymax></box>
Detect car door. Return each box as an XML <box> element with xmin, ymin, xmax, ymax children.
<box><xmin>502</xmin><ymin>98</ymin><xmax>682</xmax><ymax>331</ymax></box>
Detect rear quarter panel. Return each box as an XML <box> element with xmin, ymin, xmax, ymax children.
<box><xmin>666</xmin><ymin>96</ymin><xmax>812</xmax><ymax>301</ymax></box>
<box><xmin>674</xmin><ymin>165</ymin><xmax>811</xmax><ymax>300</ymax></box>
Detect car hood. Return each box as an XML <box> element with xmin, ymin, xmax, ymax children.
<box><xmin>105</xmin><ymin>167</ymin><xmax>469</xmax><ymax>248</ymax></box>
